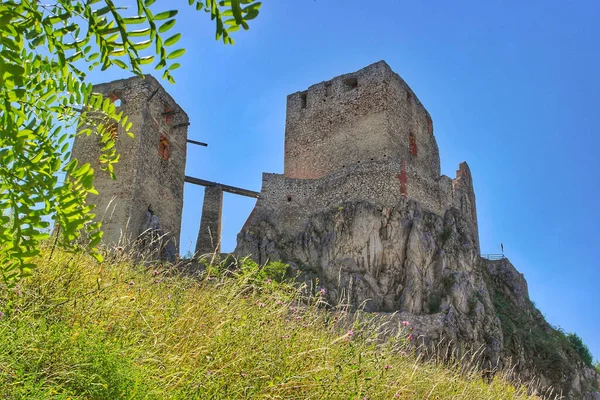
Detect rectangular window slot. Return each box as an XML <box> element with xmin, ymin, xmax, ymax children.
<box><xmin>300</xmin><ymin>91</ymin><xmax>307</xmax><ymax>109</ymax></box>
<box><xmin>343</xmin><ymin>77</ymin><xmax>358</xmax><ymax>91</ymax></box>
<box><xmin>325</xmin><ymin>82</ymin><xmax>332</xmax><ymax>97</ymax></box>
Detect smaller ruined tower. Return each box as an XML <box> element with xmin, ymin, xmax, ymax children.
<box><xmin>71</xmin><ymin>75</ymin><xmax>188</xmax><ymax>253</ymax></box>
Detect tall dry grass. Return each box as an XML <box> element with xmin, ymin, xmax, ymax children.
<box><xmin>0</xmin><ymin>245</ymin><xmax>541</xmax><ymax>399</ymax></box>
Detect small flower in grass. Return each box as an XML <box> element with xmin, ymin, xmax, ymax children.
<box><xmin>408</xmin><ymin>333</ymin><xmax>413</xmax><ymax>341</ymax></box>
<box><xmin>319</xmin><ymin>287</ymin><xmax>326</xmax><ymax>296</ymax></box>
<box><xmin>399</xmin><ymin>351</ymin><xmax>407</xmax><ymax>356</ymax></box>
<box><xmin>276</xmin><ymin>300</ymin><xmax>284</xmax><ymax>306</ymax></box>
<box><xmin>258</xmin><ymin>302</ymin><xmax>266</xmax><ymax>308</ymax></box>
<box><xmin>281</xmin><ymin>335</ymin><xmax>290</xmax><ymax>339</ymax></box>
<box><xmin>116</xmin><ymin>246</ymin><xmax>124</xmax><ymax>252</ymax></box>
<box><xmin>240</xmin><ymin>372</ymin><xmax>247</xmax><ymax>377</ymax></box>
<box><xmin>394</xmin><ymin>393</ymin><xmax>401</xmax><ymax>398</ymax></box>
<box><xmin>265</xmin><ymin>278</ymin><xmax>272</xmax><ymax>284</ymax></box>
<box><xmin>0</xmin><ymin>311</ymin><xmax>4</xmax><ymax>319</ymax></box>
<box><xmin>384</xmin><ymin>364</ymin><xmax>392</xmax><ymax>370</ymax></box>
<box><xmin>153</xmin><ymin>270</ymin><xmax>159</xmax><ymax>276</ymax></box>
<box><xmin>345</xmin><ymin>329</ymin><xmax>354</xmax><ymax>341</ymax></box>
<box><xmin>402</xmin><ymin>320</ymin><xmax>409</xmax><ymax>326</ymax></box>
<box><xmin>296</xmin><ymin>316</ymin><xmax>302</xmax><ymax>320</ymax></box>
<box><xmin>168</xmin><ymin>293</ymin><xmax>172</xmax><ymax>300</ymax></box>
<box><xmin>129</xmin><ymin>280</ymin><xmax>134</xmax><ymax>287</ymax></box>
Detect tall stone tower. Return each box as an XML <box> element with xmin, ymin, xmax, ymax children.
<box><xmin>71</xmin><ymin>75</ymin><xmax>189</xmax><ymax>255</ymax></box>
<box><xmin>237</xmin><ymin>60</ymin><xmax>479</xmax><ymax>264</ymax></box>
<box><xmin>284</xmin><ymin>61</ymin><xmax>440</xmax><ymax>180</ymax></box>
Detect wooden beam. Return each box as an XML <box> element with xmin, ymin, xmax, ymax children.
<box><xmin>187</xmin><ymin>139</ymin><xmax>208</xmax><ymax>147</ymax></box>
<box><xmin>173</xmin><ymin>122</ymin><xmax>191</xmax><ymax>129</ymax></box>
<box><xmin>147</xmin><ymin>87</ymin><xmax>160</xmax><ymax>101</ymax></box>
<box><xmin>184</xmin><ymin>176</ymin><xmax>260</xmax><ymax>199</ymax></box>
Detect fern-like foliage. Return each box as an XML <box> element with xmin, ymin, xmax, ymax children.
<box><xmin>0</xmin><ymin>0</ymin><xmax>261</xmax><ymax>285</ymax></box>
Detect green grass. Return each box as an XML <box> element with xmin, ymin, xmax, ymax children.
<box><xmin>0</xmin><ymin>246</ymin><xmax>539</xmax><ymax>399</ymax></box>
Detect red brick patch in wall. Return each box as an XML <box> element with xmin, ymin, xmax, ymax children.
<box><xmin>159</xmin><ymin>135</ymin><xmax>170</xmax><ymax>160</ymax></box>
<box><xmin>409</xmin><ymin>133</ymin><xmax>418</xmax><ymax>156</ymax></box>
<box><xmin>396</xmin><ymin>160</ymin><xmax>408</xmax><ymax>197</ymax></box>
<box><xmin>164</xmin><ymin>106</ymin><xmax>174</xmax><ymax>124</ymax></box>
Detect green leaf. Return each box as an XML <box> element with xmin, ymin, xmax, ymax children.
<box><xmin>123</xmin><ymin>16</ymin><xmax>147</xmax><ymax>24</ymax></box>
<box><xmin>164</xmin><ymin>33</ymin><xmax>181</xmax><ymax>47</ymax></box>
<box><xmin>167</xmin><ymin>49</ymin><xmax>186</xmax><ymax>59</ymax></box>
<box><xmin>130</xmin><ymin>28</ymin><xmax>152</xmax><ymax>37</ymax></box>
<box><xmin>159</xmin><ymin>19</ymin><xmax>176</xmax><ymax>33</ymax></box>
<box><xmin>3</xmin><ymin>63</ymin><xmax>25</xmax><ymax>76</ymax></box>
<box><xmin>113</xmin><ymin>59</ymin><xmax>128</xmax><ymax>69</ymax></box>
<box><xmin>133</xmin><ymin>40</ymin><xmax>152</xmax><ymax>50</ymax></box>
<box><xmin>154</xmin><ymin>10</ymin><xmax>178</xmax><ymax>20</ymax></box>
<box><xmin>139</xmin><ymin>55</ymin><xmax>155</xmax><ymax>65</ymax></box>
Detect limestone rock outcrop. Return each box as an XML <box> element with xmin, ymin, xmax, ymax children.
<box><xmin>236</xmin><ymin>199</ymin><xmax>600</xmax><ymax>399</ymax></box>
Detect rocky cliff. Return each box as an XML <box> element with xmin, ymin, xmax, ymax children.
<box><xmin>236</xmin><ymin>198</ymin><xmax>600</xmax><ymax>399</ymax></box>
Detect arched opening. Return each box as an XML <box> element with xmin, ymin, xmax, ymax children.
<box><xmin>158</xmin><ymin>135</ymin><xmax>170</xmax><ymax>160</ymax></box>
<box><xmin>409</xmin><ymin>132</ymin><xmax>418</xmax><ymax>156</ymax></box>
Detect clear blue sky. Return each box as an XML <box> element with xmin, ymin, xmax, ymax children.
<box><xmin>89</xmin><ymin>1</ymin><xmax>600</xmax><ymax>362</ymax></box>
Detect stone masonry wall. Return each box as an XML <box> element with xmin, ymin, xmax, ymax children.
<box><xmin>72</xmin><ymin>75</ymin><xmax>188</xmax><ymax>250</ymax></box>
<box><xmin>284</xmin><ymin>61</ymin><xmax>440</xmax><ymax>180</ymax></box>
<box><xmin>247</xmin><ymin>158</ymin><xmax>479</xmax><ymax>252</ymax></box>
<box><xmin>196</xmin><ymin>186</ymin><xmax>224</xmax><ymax>255</ymax></box>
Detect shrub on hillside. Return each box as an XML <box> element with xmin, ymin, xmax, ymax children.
<box><xmin>567</xmin><ymin>333</ymin><xmax>593</xmax><ymax>366</ymax></box>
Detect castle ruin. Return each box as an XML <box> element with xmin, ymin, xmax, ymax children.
<box><xmin>237</xmin><ymin>60</ymin><xmax>479</xmax><ymax>257</ymax></box>
<box><xmin>71</xmin><ymin>63</ymin><xmax>600</xmax><ymax>398</ymax></box>
<box><xmin>73</xmin><ymin>61</ymin><xmax>479</xmax><ymax>260</ymax></box>
<box><xmin>72</xmin><ymin>75</ymin><xmax>189</xmax><ymax>259</ymax></box>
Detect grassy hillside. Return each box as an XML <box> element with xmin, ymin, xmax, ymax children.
<box><xmin>0</xmin><ymin>246</ymin><xmax>538</xmax><ymax>399</ymax></box>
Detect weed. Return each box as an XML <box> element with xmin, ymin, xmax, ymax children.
<box><xmin>439</xmin><ymin>225</ymin><xmax>453</xmax><ymax>246</ymax></box>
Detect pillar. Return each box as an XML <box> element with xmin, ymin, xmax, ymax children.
<box><xmin>195</xmin><ymin>185</ymin><xmax>223</xmax><ymax>255</ymax></box>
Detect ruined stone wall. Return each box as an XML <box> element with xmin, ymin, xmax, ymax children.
<box><xmin>451</xmin><ymin>162</ymin><xmax>479</xmax><ymax>251</ymax></box>
<box><xmin>284</xmin><ymin>61</ymin><xmax>440</xmax><ymax>180</ymax></box>
<box><xmin>196</xmin><ymin>186</ymin><xmax>224</xmax><ymax>254</ymax></box>
<box><xmin>248</xmin><ymin>158</ymin><xmax>479</xmax><ymax>253</ymax></box>
<box><xmin>72</xmin><ymin>75</ymin><xmax>188</xmax><ymax>249</ymax></box>
<box><xmin>130</xmin><ymin>76</ymin><xmax>188</xmax><ymax>248</ymax></box>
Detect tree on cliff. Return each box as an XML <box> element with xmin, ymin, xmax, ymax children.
<box><xmin>0</xmin><ymin>0</ymin><xmax>261</xmax><ymax>285</ymax></box>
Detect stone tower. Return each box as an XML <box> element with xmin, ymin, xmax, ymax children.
<box><xmin>237</xmin><ymin>60</ymin><xmax>479</xmax><ymax>260</ymax></box>
<box><xmin>71</xmin><ymin>75</ymin><xmax>189</xmax><ymax>255</ymax></box>
<box><xmin>284</xmin><ymin>61</ymin><xmax>440</xmax><ymax>180</ymax></box>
